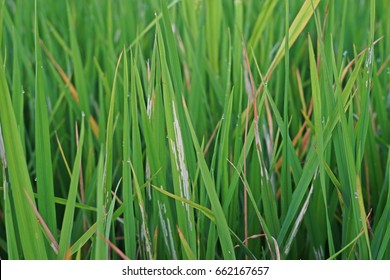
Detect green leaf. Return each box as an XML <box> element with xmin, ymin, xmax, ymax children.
<box><xmin>182</xmin><ymin>99</ymin><xmax>236</xmax><ymax>260</ymax></box>
<box><xmin>57</xmin><ymin>117</ymin><xmax>85</xmax><ymax>259</ymax></box>
<box><xmin>35</xmin><ymin>0</ymin><xmax>57</xmax><ymax>247</ymax></box>
<box><xmin>0</xmin><ymin>36</ymin><xmax>47</xmax><ymax>261</ymax></box>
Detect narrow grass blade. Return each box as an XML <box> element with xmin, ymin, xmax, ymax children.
<box><xmin>34</xmin><ymin>0</ymin><xmax>57</xmax><ymax>245</ymax></box>
<box><xmin>122</xmin><ymin>48</ymin><xmax>136</xmax><ymax>260</ymax></box>
<box><xmin>371</xmin><ymin>151</ymin><xmax>390</xmax><ymax>259</ymax></box>
<box><xmin>2</xmin><ymin>159</ymin><xmax>19</xmax><ymax>259</ymax></box>
<box><xmin>151</xmin><ymin>184</ymin><xmax>214</xmax><ymax>223</ymax></box>
<box><xmin>129</xmin><ymin>161</ymin><xmax>153</xmax><ymax>259</ymax></box>
<box><xmin>103</xmin><ymin>51</ymin><xmax>123</xmax><ymax>209</ymax></box>
<box><xmin>70</xmin><ymin>223</ymin><xmax>97</xmax><ymax>256</ymax></box>
<box><xmin>95</xmin><ymin>150</ymin><xmax>106</xmax><ymax>259</ymax></box>
<box><xmin>281</xmin><ymin>0</ymin><xmax>292</xmax><ymax>220</ymax></box>
<box><xmin>248</xmin><ymin>0</ymin><xmax>279</xmax><ymax>49</ymax></box>
<box><xmin>24</xmin><ymin>189</ymin><xmax>59</xmax><ymax>254</ymax></box>
<box><xmin>57</xmin><ymin>118</ymin><xmax>85</xmax><ymax>259</ymax></box>
<box><xmin>265</xmin><ymin>0</ymin><xmax>320</xmax><ymax>82</ymax></box>
<box><xmin>327</xmin><ymin>230</ymin><xmax>366</xmax><ymax>260</ymax></box>
<box><xmin>0</xmin><ymin>51</ymin><xmax>47</xmax><ymax>261</ymax></box>
<box><xmin>66</xmin><ymin>1</ymin><xmax>90</xmax><ymax>117</ymax></box>
<box><xmin>308</xmin><ymin>35</ymin><xmax>335</xmax><ymax>255</ymax></box>
<box><xmin>0</xmin><ymin>0</ymin><xmax>4</xmax><ymax>47</ymax></box>
<box><xmin>182</xmin><ymin>98</ymin><xmax>236</xmax><ymax>260</ymax></box>
<box><xmin>177</xmin><ymin>226</ymin><xmax>196</xmax><ymax>260</ymax></box>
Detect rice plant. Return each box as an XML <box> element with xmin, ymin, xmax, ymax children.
<box><xmin>0</xmin><ymin>0</ymin><xmax>389</xmax><ymax>260</ymax></box>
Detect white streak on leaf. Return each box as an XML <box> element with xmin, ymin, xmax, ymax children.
<box><xmin>158</xmin><ymin>200</ymin><xmax>170</xmax><ymax>254</ymax></box>
<box><xmin>284</xmin><ymin>173</ymin><xmax>315</xmax><ymax>255</ymax></box>
<box><xmin>0</xmin><ymin>126</ymin><xmax>6</xmax><ymax>168</ymax></box>
<box><xmin>146</xmin><ymin>96</ymin><xmax>153</xmax><ymax>119</ymax></box>
<box><xmin>171</xmin><ymin>101</ymin><xmax>192</xmax><ymax>231</ymax></box>
<box><xmin>167</xmin><ymin>218</ymin><xmax>177</xmax><ymax>259</ymax></box>
<box><xmin>139</xmin><ymin>202</ymin><xmax>152</xmax><ymax>258</ymax></box>
<box><xmin>145</xmin><ymin>158</ymin><xmax>151</xmax><ymax>200</ymax></box>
